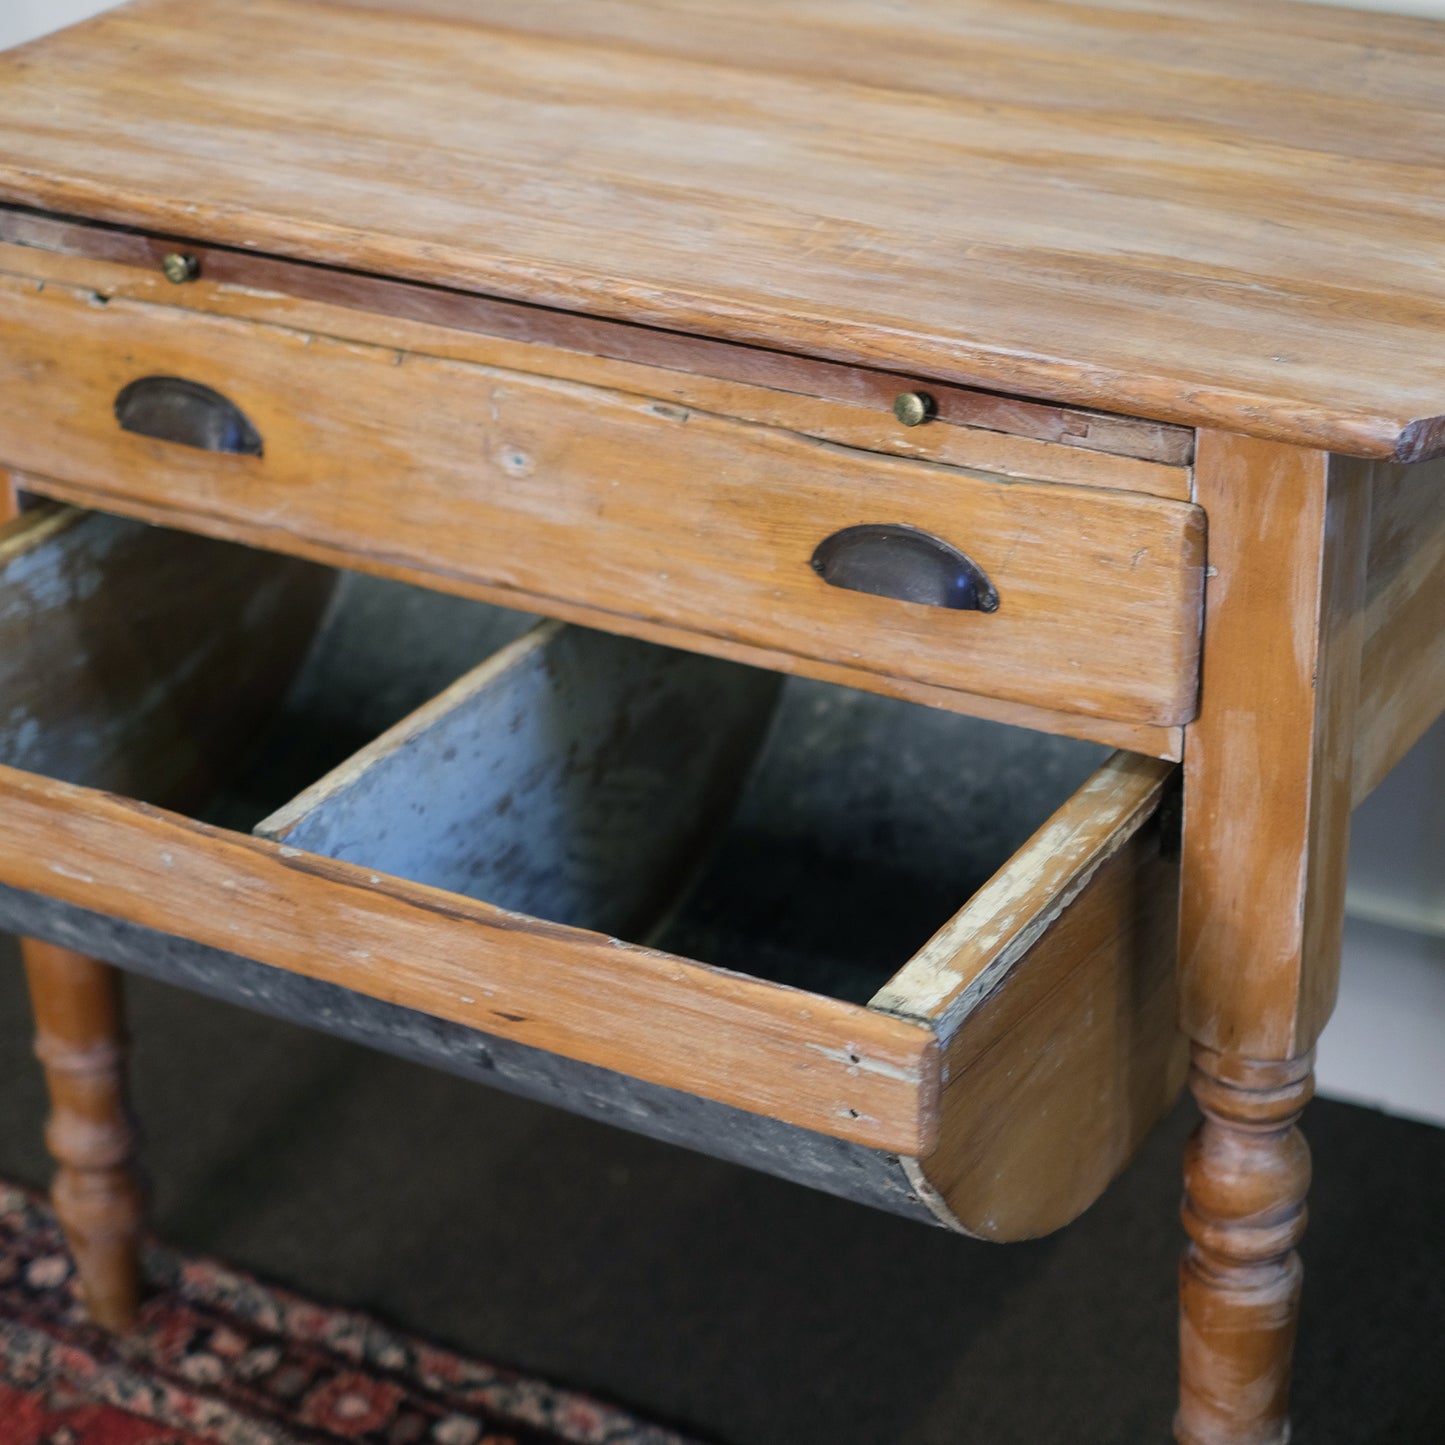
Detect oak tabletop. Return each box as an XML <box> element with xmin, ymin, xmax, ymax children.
<box><xmin>3</xmin><ymin>0</ymin><xmax>1444</xmax><ymax>461</ymax></box>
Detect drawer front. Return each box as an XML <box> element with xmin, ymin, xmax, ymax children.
<box><xmin>0</xmin><ymin>272</ymin><xmax>1204</xmax><ymax>728</ymax></box>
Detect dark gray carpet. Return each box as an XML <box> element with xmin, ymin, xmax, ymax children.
<box><xmin>1</xmin><ymin>934</ymin><xmax>1442</xmax><ymax>1444</ymax></box>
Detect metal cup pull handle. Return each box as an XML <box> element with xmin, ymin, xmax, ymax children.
<box><xmin>115</xmin><ymin>376</ymin><xmax>263</xmax><ymax>457</ymax></box>
<box><xmin>810</xmin><ymin>523</ymin><xmax>999</xmax><ymax>612</ymax></box>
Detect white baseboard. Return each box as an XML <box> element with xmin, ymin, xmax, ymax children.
<box><xmin>1345</xmin><ymin>890</ymin><xmax>1445</xmax><ymax>941</ymax></box>
<box><xmin>1316</xmin><ymin>916</ymin><xmax>1445</xmax><ymax>1127</ymax></box>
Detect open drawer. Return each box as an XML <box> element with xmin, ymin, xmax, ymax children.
<box><xmin>0</xmin><ymin>506</ymin><xmax>1186</xmax><ymax>1240</ymax></box>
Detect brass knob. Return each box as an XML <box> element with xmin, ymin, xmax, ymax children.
<box><xmin>892</xmin><ymin>391</ymin><xmax>936</xmax><ymax>427</ymax></box>
<box><xmin>162</xmin><ymin>252</ymin><xmax>200</xmax><ymax>284</ymax></box>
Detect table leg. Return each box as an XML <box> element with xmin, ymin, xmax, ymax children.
<box><xmin>22</xmin><ymin>939</ymin><xmax>144</xmax><ymax>1331</ymax></box>
<box><xmin>1176</xmin><ymin>435</ymin><xmax>1371</xmax><ymax>1443</ymax></box>
<box><xmin>1176</xmin><ymin>1049</ymin><xmax>1313</xmax><ymax>1445</ymax></box>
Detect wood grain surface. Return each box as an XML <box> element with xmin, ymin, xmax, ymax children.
<box><xmin>13</xmin><ymin>468</ymin><xmax>1187</xmax><ymax>762</ymax></box>
<box><xmin>0</xmin><ymin>878</ymin><xmax>950</xmax><ymax>1231</ymax></box>
<box><xmin>0</xmin><ymin>269</ymin><xmax>1207</xmax><ymax>729</ymax></box>
<box><xmin>2</xmin><ymin>0</ymin><xmax>1444</xmax><ymax>457</ymax></box>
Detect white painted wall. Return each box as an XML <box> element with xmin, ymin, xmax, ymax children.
<box><xmin>0</xmin><ymin>1</ymin><xmax>117</xmax><ymax>49</ymax></box>
<box><xmin>1306</xmin><ymin>0</ymin><xmax>1445</xmax><ymax>11</ymax></box>
<box><xmin>1</xmin><ymin>0</ymin><xmax>1442</xmax><ymax>1119</ymax></box>
<box><xmin>9</xmin><ymin>0</ymin><xmax>1445</xmax><ymax>46</ymax></box>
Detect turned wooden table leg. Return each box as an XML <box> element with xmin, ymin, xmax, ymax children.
<box><xmin>22</xmin><ymin>939</ymin><xmax>144</xmax><ymax>1331</ymax></box>
<box><xmin>1177</xmin><ymin>1049</ymin><xmax>1313</xmax><ymax>1445</ymax></box>
<box><xmin>1177</xmin><ymin>436</ymin><xmax>1371</xmax><ymax>1442</ymax></box>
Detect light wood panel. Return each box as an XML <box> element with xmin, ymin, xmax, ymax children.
<box><xmin>1353</xmin><ymin>454</ymin><xmax>1445</xmax><ymax>802</ymax></box>
<box><xmin>0</xmin><ymin>271</ymin><xmax>1207</xmax><ymax>730</ymax></box>
<box><xmin>875</xmin><ymin>751</ymin><xmax>1175</xmax><ymax>1031</ymax></box>
<box><xmin>2</xmin><ymin>0</ymin><xmax>1444</xmax><ymax>456</ymax></box>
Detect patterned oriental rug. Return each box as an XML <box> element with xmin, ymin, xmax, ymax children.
<box><xmin>0</xmin><ymin>1182</ymin><xmax>696</xmax><ymax>1445</ymax></box>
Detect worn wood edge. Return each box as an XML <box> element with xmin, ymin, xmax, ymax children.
<box><xmin>0</xmin><ymin>207</ymin><xmax>1194</xmax><ymax>470</ymax></box>
<box><xmin>897</xmin><ymin>1156</ymin><xmax>975</xmax><ymax>1233</ymax></box>
<box><xmin>0</xmin><ymin>764</ymin><xmax>940</xmax><ymax>1153</ymax></box>
<box><xmin>871</xmin><ymin>751</ymin><xmax>1175</xmax><ymax>1040</ymax></box>
<box><xmin>258</xmin><ymin>619</ymin><xmax>563</xmax><ymax>842</ymax></box>
<box><xmin>12</xmin><ymin>473</ymin><xmax>1186</xmax><ymax>761</ymax></box>
<box><xmin>900</xmin><ymin>1125</ymin><xmax>1183</xmax><ymax>1240</ymax></box>
<box><xmin>0</xmin><ymin>500</ymin><xmax>84</xmax><ymax>561</ymax></box>
<box><xmin>0</xmin><ymin>184</ymin><xmax>1422</xmax><ymax>463</ymax></box>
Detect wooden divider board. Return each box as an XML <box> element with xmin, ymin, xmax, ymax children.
<box><xmin>260</xmin><ymin>620</ymin><xmax>782</xmax><ymax>940</ymax></box>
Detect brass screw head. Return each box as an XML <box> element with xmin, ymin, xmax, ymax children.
<box><xmin>892</xmin><ymin>390</ymin><xmax>936</xmax><ymax>427</ymax></box>
<box><xmin>162</xmin><ymin>252</ymin><xmax>200</xmax><ymax>284</ymax></box>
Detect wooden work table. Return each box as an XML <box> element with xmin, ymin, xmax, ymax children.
<box><xmin>0</xmin><ymin>2</ymin><xmax>1442</xmax><ymax>1441</ymax></box>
